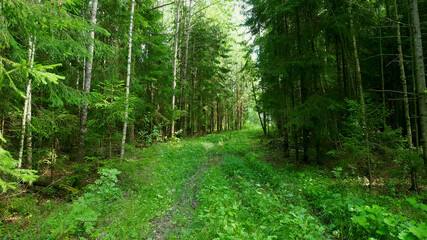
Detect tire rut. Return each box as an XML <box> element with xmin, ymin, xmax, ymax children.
<box><xmin>149</xmin><ymin>155</ymin><xmax>222</xmax><ymax>239</ymax></box>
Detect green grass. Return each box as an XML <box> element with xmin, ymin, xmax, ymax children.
<box><xmin>2</xmin><ymin>128</ymin><xmax>426</xmax><ymax>239</ymax></box>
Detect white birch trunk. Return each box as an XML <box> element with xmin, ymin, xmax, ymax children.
<box><xmin>26</xmin><ymin>34</ymin><xmax>36</xmax><ymax>169</ymax></box>
<box><xmin>78</xmin><ymin>0</ymin><xmax>98</xmax><ymax>161</ymax></box>
<box><xmin>171</xmin><ymin>0</ymin><xmax>181</xmax><ymax>136</ymax></box>
<box><xmin>18</xmin><ymin>36</ymin><xmax>36</xmax><ymax>169</ymax></box>
<box><xmin>120</xmin><ymin>0</ymin><xmax>136</xmax><ymax>158</ymax></box>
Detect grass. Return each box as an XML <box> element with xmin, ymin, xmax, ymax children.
<box><xmin>1</xmin><ymin>127</ymin><xmax>426</xmax><ymax>239</ymax></box>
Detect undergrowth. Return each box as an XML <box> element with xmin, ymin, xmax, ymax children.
<box><xmin>1</xmin><ymin>128</ymin><xmax>426</xmax><ymax>239</ymax></box>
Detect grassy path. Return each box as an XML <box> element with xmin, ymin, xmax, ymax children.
<box><xmin>95</xmin><ymin>129</ymin><xmax>328</xmax><ymax>239</ymax></box>
<box><xmin>4</xmin><ymin>128</ymin><xmax>426</xmax><ymax>239</ymax></box>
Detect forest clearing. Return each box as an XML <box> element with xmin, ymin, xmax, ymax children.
<box><xmin>1</xmin><ymin>0</ymin><xmax>427</xmax><ymax>239</ymax></box>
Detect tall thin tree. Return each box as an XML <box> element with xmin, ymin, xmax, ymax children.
<box><xmin>78</xmin><ymin>0</ymin><xmax>98</xmax><ymax>161</ymax></box>
<box><xmin>350</xmin><ymin>0</ymin><xmax>372</xmax><ymax>189</ymax></box>
<box><xmin>120</xmin><ymin>0</ymin><xmax>136</xmax><ymax>158</ymax></box>
<box><xmin>380</xmin><ymin>29</ymin><xmax>386</xmax><ymax>128</ymax></box>
<box><xmin>18</xmin><ymin>36</ymin><xmax>36</xmax><ymax>168</ymax></box>
<box><xmin>409</xmin><ymin>0</ymin><xmax>427</xmax><ymax>174</ymax></box>
<box><xmin>393</xmin><ymin>0</ymin><xmax>412</xmax><ymax>148</ymax></box>
<box><xmin>171</xmin><ymin>0</ymin><xmax>180</xmax><ymax>136</ymax></box>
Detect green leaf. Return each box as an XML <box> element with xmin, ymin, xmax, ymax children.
<box><xmin>408</xmin><ymin>224</ymin><xmax>427</xmax><ymax>239</ymax></box>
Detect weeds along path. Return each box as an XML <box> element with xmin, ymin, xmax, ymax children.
<box><xmin>88</xmin><ymin>128</ymin><xmax>325</xmax><ymax>239</ymax></box>
<box><xmin>38</xmin><ymin>128</ymin><xmax>427</xmax><ymax>239</ymax></box>
<box><xmin>173</xmin><ymin>130</ymin><xmax>326</xmax><ymax>239</ymax></box>
<box><xmin>106</xmin><ymin>128</ymin><xmax>326</xmax><ymax>239</ymax></box>
<box><xmin>94</xmin><ymin>136</ymin><xmax>213</xmax><ymax>239</ymax></box>
<box><xmin>63</xmin><ymin>128</ymin><xmax>327</xmax><ymax>239</ymax></box>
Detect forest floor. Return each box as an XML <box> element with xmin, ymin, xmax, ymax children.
<box><xmin>2</xmin><ymin>128</ymin><xmax>427</xmax><ymax>239</ymax></box>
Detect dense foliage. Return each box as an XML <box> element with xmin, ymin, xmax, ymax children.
<box><xmin>1</xmin><ymin>0</ymin><xmax>426</xmax><ymax>239</ymax></box>
<box><xmin>2</xmin><ymin>129</ymin><xmax>426</xmax><ymax>239</ymax></box>
<box><xmin>245</xmin><ymin>0</ymin><xmax>427</xmax><ymax>190</ymax></box>
<box><xmin>0</xmin><ymin>0</ymin><xmax>248</xmax><ymax>188</ymax></box>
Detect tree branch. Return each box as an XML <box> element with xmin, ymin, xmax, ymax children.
<box><xmin>151</xmin><ymin>2</ymin><xmax>175</xmax><ymax>11</ymax></box>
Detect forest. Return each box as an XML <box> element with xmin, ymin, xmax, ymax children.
<box><xmin>1</xmin><ymin>0</ymin><xmax>427</xmax><ymax>239</ymax></box>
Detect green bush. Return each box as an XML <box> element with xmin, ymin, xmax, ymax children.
<box><xmin>351</xmin><ymin>204</ymin><xmax>427</xmax><ymax>239</ymax></box>
<box><xmin>46</xmin><ymin>168</ymin><xmax>122</xmax><ymax>239</ymax></box>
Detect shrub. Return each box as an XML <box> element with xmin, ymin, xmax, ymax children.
<box><xmin>46</xmin><ymin>168</ymin><xmax>122</xmax><ymax>239</ymax></box>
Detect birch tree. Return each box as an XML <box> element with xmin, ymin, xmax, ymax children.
<box><xmin>120</xmin><ymin>0</ymin><xmax>136</xmax><ymax>158</ymax></box>
<box><xmin>171</xmin><ymin>0</ymin><xmax>181</xmax><ymax>136</ymax></box>
<box><xmin>17</xmin><ymin>36</ymin><xmax>36</xmax><ymax>169</ymax></box>
<box><xmin>17</xmin><ymin>0</ymin><xmax>44</xmax><ymax>169</ymax></box>
<box><xmin>78</xmin><ymin>0</ymin><xmax>98</xmax><ymax>161</ymax></box>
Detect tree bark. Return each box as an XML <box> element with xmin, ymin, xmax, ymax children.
<box><xmin>336</xmin><ymin>36</ymin><xmax>345</xmax><ymax>98</ymax></box>
<box><xmin>294</xmin><ymin>9</ymin><xmax>309</xmax><ymax>163</ymax></box>
<box><xmin>394</xmin><ymin>0</ymin><xmax>412</xmax><ymax>148</ymax></box>
<box><xmin>181</xmin><ymin>0</ymin><xmax>192</xmax><ymax>135</ymax></box>
<box><xmin>283</xmin><ymin>84</ymin><xmax>290</xmax><ymax>157</ymax></box>
<box><xmin>26</xmin><ymin>79</ymin><xmax>32</xmax><ymax>169</ymax></box>
<box><xmin>18</xmin><ymin>36</ymin><xmax>36</xmax><ymax>169</ymax></box>
<box><xmin>350</xmin><ymin>1</ymin><xmax>372</xmax><ymax>189</ymax></box>
<box><xmin>120</xmin><ymin>0</ymin><xmax>136</xmax><ymax>158</ymax></box>
<box><xmin>26</xmin><ymin>32</ymin><xmax>36</xmax><ymax>169</ymax></box>
<box><xmin>409</xmin><ymin>13</ymin><xmax>420</xmax><ymax>151</ymax></box>
<box><xmin>251</xmin><ymin>80</ymin><xmax>266</xmax><ymax>135</ymax></box>
<box><xmin>78</xmin><ymin>0</ymin><xmax>98</xmax><ymax>161</ymax></box>
<box><xmin>217</xmin><ymin>100</ymin><xmax>221</xmax><ymax>132</ymax></box>
<box><xmin>380</xmin><ymin>29</ymin><xmax>386</xmax><ymax>129</ymax></box>
<box><xmin>171</xmin><ymin>0</ymin><xmax>181</xmax><ymax>136</ymax></box>
<box><xmin>240</xmin><ymin>102</ymin><xmax>243</xmax><ymax>130</ymax></box>
<box><xmin>410</xmin><ymin>0</ymin><xmax>427</xmax><ymax>174</ymax></box>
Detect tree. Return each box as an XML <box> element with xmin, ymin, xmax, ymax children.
<box><xmin>393</xmin><ymin>0</ymin><xmax>412</xmax><ymax>148</ymax></box>
<box><xmin>78</xmin><ymin>0</ymin><xmax>99</xmax><ymax>161</ymax></box>
<box><xmin>17</xmin><ymin>36</ymin><xmax>36</xmax><ymax>169</ymax></box>
<box><xmin>171</xmin><ymin>0</ymin><xmax>181</xmax><ymax>136</ymax></box>
<box><xmin>120</xmin><ymin>0</ymin><xmax>136</xmax><ymax>158</ymax></box>
<box><xmin>410</xmin><ymin>0</ymin><xmax>427</xmax><ymax>174</ymax></box>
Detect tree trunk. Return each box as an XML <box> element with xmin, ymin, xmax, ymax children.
<box><xmin>240</xmin><ymin>102</ymin><xmax>243</xmax><ymax>130</ymax></box>
<box><xmin>291</xmin><ymin>84</ymin><xmax>300</xmax><ymax>162</ymax></box>
<box><xmin>182</xmin><ymin>0</ymin><xmax>192</xmax><ymax>135</ymax></box>
<box><xmin>283</xmin><ymin>83</ymin><xmax>290</xmax><ymax>157</ymax></box>
<box><xmin>217</xmin><ymin>100</ymin><xmax>221</xmax><ymax>132</ymax></box>
<box><xmin>251</xmin><ymin>80</ymin><xmax>266</xmax><ymax>135</ymax></box>
<box><xmin>394</xmin><ymin>0</ymin><xmax>412</xmax><ymax>148</ymax></box>
<box><xmin>380</xmin><ymin>29</ymin><xmax>386</xmax><ymax>129</ymax></box>
<box><xmin>295</xmin><ymin>10</ymin><xmax>309</xmax><ymax>163</ymax></box>
<box><xmin>409</xmin><ymin>14</ymin><xmax>420</xmax><ymax>151</ymax></box>
<box><xmin>212</xmin><ymin>102</ymin><xmax>216</xmax><ymax>133</ymax></box>
<box><xmin>171</xmin><ymin>0</ymin><xmax>181</xmax><ymax>136</ymax></box>
<box><xmin>336</xmin><ymin>36</ymin><xmax>345</xmax><ymax>98</ymax></box>
<box><xmin>26</xmin><ymin>83</ymin><xmax>32</xmax><ymax>169</ymax></box>
<box><xmin>350</xmin><ymin>1</ymin><xmax>372</xmax><ymax>189</ymax></box>
<box><xmin>410</xmin><ymin>0</ymin><xmax>427</xmax><ymax>175</ymax></box>
<box><xmin>120</xmin><ymin>0</ymin><xmax>136</xmax><ymax>158</ymax></box>
<box><xmin>1</xmin><ymin>113</ymin><xmax>4</xmax><ymax>139</ymax></box>
<box><xmin>78</xmin><ymin>0</ymin><xmax>98</xmax><ymax>161</ymax></box>
<box><xmin>18</xmin><ymin>35</ymin><xmax>36</xmax><ymax>169</ymax></box>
